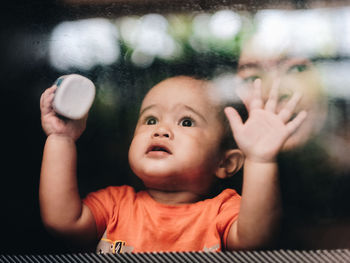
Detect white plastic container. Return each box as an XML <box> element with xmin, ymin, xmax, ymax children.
<box><xmin>53</xmin><ymin>74</ymin><xmax>95</xmax><ymax>120</ymax></box>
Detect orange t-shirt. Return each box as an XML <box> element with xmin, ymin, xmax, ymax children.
<box><xmin>83</xmin><ymin>185</ymin><xmax>241</xmax><ymax>253</ymax></box>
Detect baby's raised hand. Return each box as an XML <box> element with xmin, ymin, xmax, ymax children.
<box><xmin>224</xmin><ymin>79</ymin><xmax>307</xmax><ymax>163</ymax></box>
<box><xmin>40</xmin><ymin>86</ymin><xmax>87</xmax><ymax>141</ymax></box>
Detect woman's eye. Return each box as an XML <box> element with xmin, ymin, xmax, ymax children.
<box><xmin>287</xmin><ymin>64</ymin><xmax>309</xmax><ymax>73</ymax></box>
<box><xmin>180</xmin><ymin>118</ymin><xmax>194</xmax><ymax>127</ymax></box>
<box><xmin>279</xmin><ymin>94</ymin><xmax>291</xmax><ymax>102</ymax></box>
<box><xmin>243</xmin><ymin>75</ymin><xmax>260</xmax><ymax>83</ymax></box>
<box><xmin>146</xmin><ymin>117</ymin><xmax>157</xmax><ymax>125</ymax></box>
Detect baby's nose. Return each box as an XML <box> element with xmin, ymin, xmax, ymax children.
<box><xmin>152</xmin><ymin>126</ymin><xmax>173</xmax><ymax>139</ymax></box>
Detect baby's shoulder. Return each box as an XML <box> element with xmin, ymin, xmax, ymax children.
<box><xmin>213</xmin><ymin>188</ymin><xmax>241</xmax><ymax>205</ymax></box>
<box><xmin>90</xmin><ymin>185</ymin><xmax>137</xmax><ymax>202</ymax></box>
<box><xmin>104</xmin><ymin>185</ymin><xmax>136</xmax><ymax>195</ymax></box>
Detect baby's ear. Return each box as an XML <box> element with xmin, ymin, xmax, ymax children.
<box><xmin>216</xmin><ymin>149</ymin><xmax>244</xmax><ymax>179</ymax></box>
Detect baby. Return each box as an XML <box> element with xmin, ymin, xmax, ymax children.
<box><xmin>40</xmin><ymin>75</ymin><xmax>306</xmax><ymax>252</ymax></box>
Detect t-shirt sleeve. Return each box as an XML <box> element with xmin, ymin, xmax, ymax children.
<box><xmin>216</xmin><ymin>189</ymin><xmax>241</xmax><ymax>249</ymax></box>
<box><xmin>83</xmin><ymin>186</ymin><xmax>131</xmax><ymax>238</ymax></box>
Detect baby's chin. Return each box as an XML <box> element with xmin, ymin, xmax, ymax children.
<box><xmin>141</xmin><ymin>176</ymin><xmax>184</xmax><ymax>192</ymax></box>
<box><xmin>136</xmin><ymin>168</ymin><xmax>177</xmax><ymax>183</ymax></box>
<box><xmin>136</xmin><ymin>164</ymin><xmax>176</xmax><ymax>178</ymax></box>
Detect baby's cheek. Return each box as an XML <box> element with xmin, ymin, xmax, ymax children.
<box><xmin>128</xmin><ymin>137</ymin><xmax>141</xmax><ymax>165</ymax></box>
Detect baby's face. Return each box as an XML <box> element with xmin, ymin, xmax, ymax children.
<box><xmin>128</xmin><ymin>77</ymin><xmax>225</xmax><ymax>194</ymax></box>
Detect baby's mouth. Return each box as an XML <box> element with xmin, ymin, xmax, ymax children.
<box><xmin>146</xmin><ymin>145</ymin><xmax>172</xmax><ymax>154</ymax></box>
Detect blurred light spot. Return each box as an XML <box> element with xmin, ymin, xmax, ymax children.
<box><xmin>192</xmin><ymin>13</ymin><xmax>211</xmax><ymax>39</ymax></box>
<box><xmin>333</xmin><ymin>7</ymin><xmax>350</xmax><ymax>56</ymax></box>
<box><xmin>167</xmin><ymin>14</ymin><xmax>192</xmax><ymax>40</ymax></box>
<box><xmin>137</xmin><ymin>16</ymin><xmax>168</xmax><ymax>55</ymax></box>
<box><xmin>49</xmin><ymin>18</ymin><xmax>120</xmax><ymax>71</ymax></box>
<box><xmin>254</xmin><ymin>9</ymin><xmax>335</xmax><ymax>57</ymax></box>
<box><xmin>142</xmin><ymin>13</ymin><xmax>168</xmax><ymax>32</ymax></box>
<box><xmin>190</xmin><ymin>13</ymin><xmax>212</xmax><ymax>52</ymax></box>
<box><xmin>118</xmin><ymin>14</ymin><xmax>179</xmax><ymax>67</ymax></box>
<box><xmin>288</xmin><ymin>9</ymin><xmax>334</xmax><ymax>57</ymax></box>
<box><xmin>131</xmin><ymin>49</ymin><xmax>154</xmax><ymax>68</ymax></box>
<box><xmin>211</xmin><ymin>73</ymin><xmax>244</xmax><ymax>104</ymax></box>
<box><xmin>254</xmin><ymin>10</ymin><xmax>291</xmax><ymax>56</ymax></box>
<box><xmin>157</xmin><ymin>35</ymin><xmax>179</xmax><ymax>59</ymax></box>
<box><xmin>118</xmin><ymin>16</ymin><xmax>140</xmax><ymax>47</ymax></box>
<box><xmin>209</xmin><ymin>10</ymin><xmax>241</xmax><ymax>39</ymax></box>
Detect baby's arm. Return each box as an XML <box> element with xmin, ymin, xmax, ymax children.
<box><xmin>40</xmin><ymin>86</ymin><xmax>97</xmax><ymax>247</ymax></box>
<box><xmin>224</xmin><ymin>79</ymin><xmax>307</xmax><ymax>250</ymax></box>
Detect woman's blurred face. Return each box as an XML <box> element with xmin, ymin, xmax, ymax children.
<box><xmin>238</xmin><ymin>40</ymin><xmax>327</xmax><ymax>150</ymax></box>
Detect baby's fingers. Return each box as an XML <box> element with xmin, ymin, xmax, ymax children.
<box><xmin>249</xmin><ymin>79</ymin><xmax>264</xmax><ymax>110</ymax></box>
<box><xmin>236</xmin><ymin>85</ymin><xmax>251</xmax><ymax>111</ymax></box>
<box><xmin>286</xmin><ymin>110</ymin><xmax>307</xmax><ymax>135</ymax></box>
<box><xmin>224</xmin><ymin>107</ymin><xmax>243</xmax><ymax>135</ymax></box>
<box><xmin>264</xmin><ymin>78</ymin><xmax>280</xmax><ymax>112</ymax></box>
<box><xmin>278</xmin><ymin>92</ymin><xmax>302</xmax><ymax>123</ymax></box>
<box><xmin>40</xmin><ymin>86</ymin><xmax>56</xmax><ymax>115</ymax></box>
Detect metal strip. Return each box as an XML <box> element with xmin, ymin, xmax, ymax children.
<box><xmin>168</xmin><ymin>252</ymin><xmax>191</xmax><ymax>263</ymax></box>
<box><xmin>113</xmin><ymin>252</ymin><xmax>134</xmax><ymax>263</ymax></box>
<box><xmin>217</xmin><ymin>251</ymin><xmax>240</xmax><ymax>263</ymax></box>
<box><xmin>333</xmin><ymin>249</ymin><xmax>350</xmax><ymax>263</ymax></box>
<box><xmin>314</xmin><ymin>250</ymin><xmax>336</xmax><ymax>263</ymax></box>
<box><xmin>238</xmin><ymin>250</ymin><xmax>261</xmax><ymax>262</ymax></box>
<box><xmin>3</xmin><ymin>250</ymin><xmax>350</xmax><ymax>263</ymax></box>
<box><xmin>301</xmin><ymin>250</ymin><xmax>323</xmax><ymax>263</ymax></box>
<box><xmin>225</xmin><ymin>251</ymin><xmax>250</xmax><ymax>263</ymax></box>
<box><xmin>0</xmin><ymin>255</ymin><xmax>16</xmax><ymax>263</ymax></box>
<box><xmin>158</xmin><ymin>252</ymin><xmax>180</xmax><ymax>263</ymax></box>
<box><xmin>208</xmin><ymin>251</ymin><xmax>232</xmax><ymax>263</ymax></box>
<box><xmin>191</xmin><ymin>252</ymin><xmax>216</xmax><ymax>263</ymax></box>
<box><xmin>278</xmin><ymin>249</ymin><xmax>302</xmax><ymax>262</ymax></box>
<box><xmin>266</xmin><ymin>250</ymin><xmax>290</xmax><ymax>263</ymax></box>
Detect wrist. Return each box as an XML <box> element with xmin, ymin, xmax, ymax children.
<box><xmin>47</xmin><ymin>133</ymin><xmax>76</xmax><ymax>144</ymax></box>
<box><xmin>244</xmin><ymin>156</ymin><xmax>277</xmax><ymax>165</ymax></box>
<box><xmin>243</xmin><ymin>158</ymin><xmax>279</xmax><ymax>179</ymax></box>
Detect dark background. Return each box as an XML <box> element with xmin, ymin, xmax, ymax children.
<box><xmin>0</xmin><ymin>0</ymin><xmax>239</xmax><ymax>253</ymax></box>
<box><xmin>1</xmin><ymin>0</ymin><xmax>350</xmax><ymax>254</ymax></box>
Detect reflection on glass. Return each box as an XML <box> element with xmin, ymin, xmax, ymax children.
<box><xmin>49</xmin><ymin>18</ymin><xmax>120</xmax><ymax>71</ymax></box>
<box><xmin>119</xmin><ymin>14</ymin><xmax>180</xmax><ymax>67</ymax></box>
<box><xmin>230</xmin><ymin>6</ymin><xmax>350</xmax><ymax>250</ymax></box>
<box><xmin>237</xmin><ymin>37</ymin><xmax>328</xmax><ymax>151</ymax></box>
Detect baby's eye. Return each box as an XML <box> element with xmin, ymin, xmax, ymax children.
<box><xmin>146</xmin><ymin>117</ymin><xmax>158</xmax><ymax>125</ymax></box>
<box><xmin>179</xmin><ymin>118</ymin><xmax>194</xmax><ymax>127</ymax></box>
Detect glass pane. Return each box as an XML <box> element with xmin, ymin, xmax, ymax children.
<box><xmin>2</xmin><ymin>0</ymin><xmax>350</xmax><ymax>253</ymax></box>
